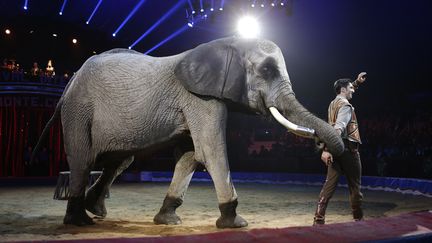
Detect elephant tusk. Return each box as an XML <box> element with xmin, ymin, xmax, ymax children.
<box><xmin>269</xmin><ymin>107</ymin><xmax>316</xmax><ymax>139</ymax></box>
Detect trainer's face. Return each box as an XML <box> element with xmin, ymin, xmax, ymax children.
<box><xmin>342</xmin><ymin>83</ymin><xmax>355</xmax><ymax>100</ymax></box>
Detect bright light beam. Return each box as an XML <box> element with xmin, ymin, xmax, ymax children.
<box><xmin>187</xmin><ymin>0</ymin><xmax>194</xmax><ymax>13</ymax></box>
<box><xmin>144</xmin><ymin>25</ymin><xmax>189</xmax><ymax>55</ymax></box>
<box><xmin>86</xmin><ymin>0</ymin><xmax>103</xmax><ymax>24</ymax></box>
<box><xmin>23</xmin><ymin>0</ymin><xmax>28</xmax><ymax>10</ymax></box>
<box><xmin>129</xmin><ymin>0</ymin><xmax>186</xmax><ymax>49</ymax></box>
<box><xmin>59</xmin><ymin>0</ymin><xmax>67</xmax><ymax>15</ymax></box>
<box><xmin>112</xmin><ymin>0</ymin><xmax>147</xmax><ymax>37</ymax></box>
<box><xmin>237</xmin><ymin>16</ymin><xmax>260</xmax><ymax>38</ymax></box>
<box><xmin>143</xmin><ymin>10</ymin><xmax>210</xmax><ymax>54</ymax></box>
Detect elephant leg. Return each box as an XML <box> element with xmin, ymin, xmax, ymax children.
<box><xmin>185</xmin><ymin>101</ymin><xmax>247</xmax><ymax>228</ymax></box>
<box><xmin>64</xmin><ymin>154</ymin><xmax>95</xmax><ymax>226</ymax></box>
<box><xmin>154</xmin><ymin>151</ymin><xmax>197</xmax><ymax>225</ymax></box>
<box><xmin>205</xmin><ymin>157</ymin><xmax>248</xmax><ymax>228</ymax></box>
<box><xmin>85</xmin><ymin>156</ymin><xmax>134</xmax><ymax>218</ymax></box>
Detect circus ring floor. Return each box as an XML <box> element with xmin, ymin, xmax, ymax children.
<box><xmin>1</xmin><ymin>176</ymin><xmax>432</xmax><ymax>242</ymax></box>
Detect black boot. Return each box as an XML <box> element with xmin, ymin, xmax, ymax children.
<box><xmin>216</xmin><ymin>199</ymin><xmax>248</xmax><ymax>228</ymax></box>
<box><xmin>313</xmin><ymin>197</ymin><xmax>329</xmax><ymax>225</ymax></box>
<box><xmin>352</xmin><ymin>205</ymin><xmax>363</xmax><ymax>221</ymax></box>
<box><xmin>153</xmin><ymin>196</ymin><xmax>183</xmax><ymax>225</ymax></box>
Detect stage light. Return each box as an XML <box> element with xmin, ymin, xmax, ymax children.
<box><xmin>210</xmin><ymin>0</ymin><xmax>214</xmax><ymax>12</ymax></box>
<box><xmin>128</xmin><ymin>46</ymin><xmax>132</xmax><ymax>49</ymax></box>
<box><xmin>5</xmin><ymin>29</ymin><xmax>11</xmax><ymax>35</ymax></box>
<box><xmin>200</xmin><ymin>9</ymin><xmax>204</xmax><ymax>12</ymax></box>
<box><xmin>52</xmin><ymin>33</ymin><xmax>58</xmax><ymax>37</ymax></box>
<box><xmin>210</xmin><ymin>8</ymin><xmax>214</xmax><ymax>11</ymax></box>
<box><xmin>192</xmin><ymin>10</ymin><xmax>196</xmax><ymax>14</ymax></box>
<box><xmin>271</xmin><ymin>3</ymin><xmax>275</xmax><ymax>7</ymax></box>
<box><xmin>112</xmin><ymin>0</ymin><xmax>147</xmax><ymax>37</ymax></box>
<box><xmin>72</xmin><ymin>38</ymin><xmax>77</xmax><ymax>44</ymax></box>
<box><xmin>188</xmin><ymin>22</ymin><xmax>194</xmax><ymax>28</ymax></box>
<box><xmin>199</xmin><ymin>0</ymin><xmax>203</xmax><ymax>12</ymax></box>
<box><xmin>251</xmin><ymin>4</ymin><xmax>255</xmax><ymax>8</ymax></box>
<box><xmin>112</xmin><ymin>33</ymin><xmax>116</xmax><ymax>37</ymax></box>
<box><xmin>129</xmin><ymin>0</ymin><xmax>186</xmax><ymax>49</ymax></box>
<box><xmin>281</xmin><ymin>2</ymin><xmax>284</xmax><ymax>6</ymax></box>
<box><xmin>23</xmin><ymin>0</ymin><xmax>28</xmax><ymax>10</ymax></box>
<box><xmin>237</xmin><ymin>16</ymin><xmax>260</xmax><ymax>38</ymax></box>
<box><xmin>59</xmin><ymin>0</ymin><xmax>68</xmax><ymax>15</ymax></box>
<box><xmin>220</xmin><ymin>0</ymin><xmax>225</xmax><ymax>11</ymax></box>
<box><xmin>261</xmin><ymin>4</ymin><xmax>264</xmax><ymax>8</ymax></box>
<box><xmin>86</xmin><ymin>0</ymin><xmax>103</xmax><ymax>25</ymax></box>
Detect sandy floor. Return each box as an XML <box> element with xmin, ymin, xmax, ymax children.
<box><xmin>1</xmin><ymin>182</ymin><xmax>432</xmax><ymax>242</ymax></box>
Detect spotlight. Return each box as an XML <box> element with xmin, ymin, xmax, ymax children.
<box><xmin>23</xmin><ymin>6</ymin><xmax>27</xmax><ymax>10</ymax></box>
<box><xmin>237</xmin><ymin>16</ymin><xmax>260</xmax><ymax>38</ymax></box>
<box><xmin>188</xmin><ymin>22</ymin><xmax>194</xmax><ymax>28</ymax></box>
<box><xmin>261</xmin><ymin>4</ymin><xmax>264</xmax><ymax>7</ymax></box>
<box><xmin>52</xmin><ymin>33</ymin><xmax>58</xmax><ymax>37</ymax></box>
<box><xmin>219</xmin><ymin>7</ymin><xmax>223</xmax><ymax>11</ymax></box>
<box><xmin>210</xmin><ymin>8</ymin><xmax>214</xmax><ymax>11</ymax></box>
<box><xmin>192</xmin><ymin>10</ymin><xmax>196</xmax><ymax>14</ymax></box>
<box><xmin>204</xmin><ymin>14</ymin><xmax>208</xmax><ymax>18</ymax></box>
<box><xmin>251</xmin><ymin>4</ymin><xmax>255</xmax><ymax>7</ymax></box>
<box><xmin>72</xmin><ymin>38</ymin><xmax>77</xmax><ymax>44</ymax></box>
<box><xmin>200</xmin><ymin>9</ymin><xmax>204</xmax><ymax>12</ymax></box>
<box><xmin>112</xmin><ymin>33</ymin><xmax>116</xmax><ymax>37</ymax></box>
<box><xmin>59</xmin><ymin>12</ymin><xmax>63</xmax><ymax>15</ymax></box>
<box><xmin>86</xmin><ymin>0</ymin><xmax>103</xmax><ymax>25</ymax></box>
<box><xmin>5</xmin><ymin>29</ymin><xmax>11</xmax><ymax>35</ymax></box>
<box><xmin>23</xmin><ymin>0</ymin><xmax>28</xmax><ymax>10</ymax></box>
<box><xmin>271</xmin><ymin>3</ymin><xmax>275</xmax><ymax>7</ymax></box>
<box><xmin>128</xmin><ymin>46</ymin><xmax>132</xmax><ymax>49</ymax></box>
<box><xmin>281</xmin><ymin>2</ymin><xmax>284</xmax><ymax>6</ymax></box>
<box><xmin>86</xmin><ymin>21</ymin><xmax>89</xmax><ymax>25</ymax></box>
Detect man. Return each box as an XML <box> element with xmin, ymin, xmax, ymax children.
<box><xmin>313</xmin><ymin>72</ymin><xmax>367</xmax><ymax>225</ymax></box>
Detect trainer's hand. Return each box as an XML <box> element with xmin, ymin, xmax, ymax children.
<box><xmin>357</xmin><ymin>72</ymin><xmax>367</xmax><ymax>83</ymax></box>
<box><xmin>321</xmin><ymin>151</ymin><xmax>333</xmax><ymax>166</ymax></box>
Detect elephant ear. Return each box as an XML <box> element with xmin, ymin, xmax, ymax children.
<box><xmin>175</xmin><ymin>40</ymin><xmax>247</xmax><ymax>104</ymax></box>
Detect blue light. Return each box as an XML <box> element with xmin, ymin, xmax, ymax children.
<box><xmin>129</xmin><ymin>0</ymin><xmax>186</xmax><ymax>49</ymax></box>
<box><xmin>187</xmin><ymin>0</ymin><xmax>194</xmax><ymax>14</ymax></box>
<box><xmin>23</xmin><ymin>0</ymin><xmax>28</xmax><ymax>10</ymax></box>
<box><xmin>200</xmin><ymin>9</ymin><xmax>204</xmax><ymax>12</ymax></box>
<box><xmin>144</xmin><ymin>25</ymin><xmax>189</xmax><ymax>55</ymax></box>
<box><xmin>112</xmin><ymin>33</ymin><xmax>116</xmax><ymax>37</ymax></box>
<box><xmin>112</xmin><ymin>0</ymin><xmax>147</xmax><ymax>37</ymax></box>
<box><xmin>144</xmin><ymin>10</ymin><xmax>210</xmax><ymax>55</ymax></box>
<box><xmin>210</xmin><ymin>8</ymin><xmax>214</xmax><ymax>11</ymax></box>
<box><xmin>59</xmin><ymin>0</ymin><xmax>68</xmax><ymax>15</ymax></box>
<box><xmin>86</xmin><ymin>0</ymin><xmax>103</xmax><ymax>25</ymax></box>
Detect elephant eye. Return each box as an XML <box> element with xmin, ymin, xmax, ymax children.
<box><xmin>259</xmin><ymin>63</ymin><xmax>278</xmax><ymax>80</ymax></box>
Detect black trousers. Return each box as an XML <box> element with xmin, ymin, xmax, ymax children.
<box><xmin>319</xmin><ymin>140</ymin><xmax>363</xmax><ymax>208</ymax></box>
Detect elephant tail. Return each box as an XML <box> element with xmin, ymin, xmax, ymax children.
<box><xmin>30</xmin><ymin>95</ymin><xmax>63</xmax><ymax>165</ymax></box>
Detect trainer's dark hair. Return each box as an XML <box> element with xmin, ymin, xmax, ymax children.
<box><xmin>333</xmin><ymin>78</ymin><xmax>352</xmax><ymax>94</ymax></box>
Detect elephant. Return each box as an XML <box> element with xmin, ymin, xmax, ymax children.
<box><xmin>33</xmin><ymin>37</ymin><xmax>344</xmax><ymax>228</ymax></box>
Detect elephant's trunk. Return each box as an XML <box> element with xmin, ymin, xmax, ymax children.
<box><xmin>270</xmin><ymin>93</ymin><xmax>344</xmax><ymax>156</ymax></box>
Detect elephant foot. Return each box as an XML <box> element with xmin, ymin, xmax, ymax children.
<box><xmin>153</xmin><ymin>196</ymin><xmax>183</xmax><ymax>225</ymax></box>
<box><xmin>64</xmin><ymin>197</ymin><xmax>95</xmax><ymax>226</ymax></box>
<box><xmin>216</xmin><ymin>199</ymin><xmax>248</xmax><ymax>229</ymax></box>
<box><xmin>154</xmin><ymin>211</ymin><xmax>182</xmax><ymax>225</ymax></box>
<box><xmin>85</xmin><ymin>190</ymin><xmax>107</xmax><ymax>218</ymax></box>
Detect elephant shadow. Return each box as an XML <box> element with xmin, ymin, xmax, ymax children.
<box><xmin>0</xmin><ymin>213</ymin><xmax>217</xmax><ymax>236</ymax></box>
